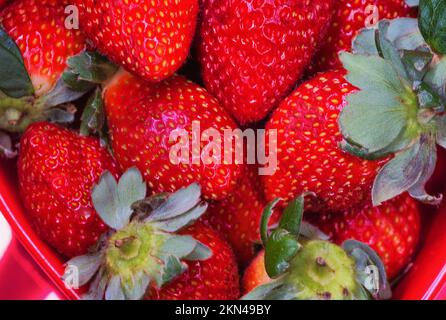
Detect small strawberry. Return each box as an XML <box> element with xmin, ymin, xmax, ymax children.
<box><xmin>18</xmin><ymin>122</ymin><xmax>120</xmax><ymax>257</ymax></box>
<box><xmin>262</xmin><ymin>70</ymin><xmax>387</xmax><ymax>212</ymax></box>
<box><xmin>242</xmin><ymin>251</ymin><xmax>270</xmax><ymax>294</ymax></box>
<box><xmin>306</xmin><ymin>194</ymin><xmax>421</xmax><ymax>280</ymax></box>
<box><xmin>202</xmin><ymin>165</ymin><xmax>279</xmax><ymax>265</ymax></box>
<box><xmin>103</xmin><ymin>69</ymin><xmax>242</xmax><ymax>201</ymax></box>
<box><xmin>241</xmin><ymin>195</ymin><xmax>391</xmax><ymax>300</ymax></box>
<box><xmin>73</xmin><ymin>0</ymin><xmax>198</xmax><ymax>82</ymax></box>
<box><xmin>64</xmin><ymin>176</ymin><xmax>240</xmax><ymax>300</ymax></box>
<box><xmin>0</xmin><ymin>0</ymin><xmax>111</xmax><ymax>133</ymax></box>
<box><xmin>198</xmin><ymin>0</ymin><xmax>335</xmax><ymax>124</ymax></box>
<box><xmin>337</xmin><ymin>9</ymin><xmax>446</xmax><ymax>206</ymax></box>
<box><xmin>310</xmin><ymin>0</ymin><xmax>414</xmax><ymax>74</ymax></box>
<box><xmin>148</xmin><ymin>223</ymin><xmax>240</xmax><ymax>300</ymax></box>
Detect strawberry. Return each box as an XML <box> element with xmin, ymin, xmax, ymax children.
<box><xmin>306</xmin><ymin>194</ymin><xmax>421</xmax><ymax>280</ymax></box>
<box><xmin>202</xmin><ymin>165</ymin><xmax>279</xmax><ymax>265</ymax></box>
<box><xmin>103</xmin><ymin>69</ymin><xmax>242</xmax><ymax>201</ymax></box>
<box><xmin>310</xmin><ymin>0</ymin><xmax>414</xmax><ymax>74</ymax></box>
<box><xmin>64</xmin><ymin>177</ymin><xmax>239</xmax><ymax>300</ymax></box>
<box><xmin>73</xmin><ymin>0</ymin><xmax>198</xmax><ymax>82</ymax></box>
<box><xmin>262</xmin><ymin>70</ymin><xmax>387</xmax><ymax>212</ymax></box>
<box><xmin>242</xmin><ymin>250</ymin><xmax>270</xmax><ymax>294</ymax></box>
<box><xmin>336</xmin><ymin>11</ymin><xmax>446</xmax><ymax>206</ymax></box>
<box><xmin>0</xmin><ymin>0</ymin><xmax>99</xmax><ymax>133</ymax></box>
<box><xmin>148</xmin><ymin>223</ymin><xmax>240</xmax><ymax>300</ymax></box>
<box><xmin>0</xmin><ymin>0</ymin><xmax>10</xmax><ymax>9</ymax></box>
<box><xmin>18</xmin><ymin>122</ymin><xmax>120</xmax><ymax>257</ymax></box>
<box><xmin>1</xmin><ymin>0</ymin><xmax>86</xmax><ymax>96</ymax></box>
<box><xmin>241</xmin><ymin>195</ymin><xmax>391</xmax><ymax>300</ymax></box>
<box><xmin>198</xmin><ymin>0</ymin><xmax>335</xmax><ymax>124</ymax></box>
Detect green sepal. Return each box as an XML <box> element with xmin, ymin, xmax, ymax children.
<box><xmin>0</xmin><ymin>27</ymin><xmax>34</xmax><ymax>98</ymax></box>
<box><xmin>0</xmin><ymin>131</ymin><xmax>17</xmax><ymax>158</ymax></box>
<box><xmin>436</xmin><ymin>115</ymin><xmax>446</xmax><ymax>149</ymax></box>
<box><xmin>342</xmin><ymin>240</ymin><xmax>392</xmax><ymax>300</ymax></box>
<box><xmin>159</xmin><ymin>255</ymin><xmax>187</xmax><ymax>287</ymax></box>
<box><xmin>62</xmin><ymin>51</ymin><xmax>118</xmax><ymax>92</ymax></box>
<box><xmin>278</xmin><ymin>194</ymin><xmax>306</xmax><ymax>236</ymax></box>
<box><xmin>80</xmin><ymin>87</ymin><xmax>109</xmax><ymax>145</ymax></box>
<box><xmin>418</xmin><ymin>0</ymin><xmax>446</xmax><ymax>55</ymax></box>
<box><xmin>415</xmin><ymin>82</ymin><xmax>444</xmax><ymax>110</ymax></box>
<box><xmin>339</xmin><ymin>52</ymin><xmax>419</xmax><ymax>156</ymax></box>
<box><xmin>241</xmin><ymin>278</ymin><xmax>299</xmax><ymax>300</ymax></box>
<box><xmin>424</xmin><ymin>56</ymin><xmax>446</xmax><ymax>100</ymax></box>
<box><xmin>63</xmin><ymin>251</ymin><xmax>104</xmax><ymax>287</ymax></box>
<box><xmin>264</xmin><ymin>229</ymin><xmax>301</xmax><ymax>278</ymax></box>
<box><xmin>401</xmin><ymin>50</ymin><xmax>433</xmax><ymax>82</ymax></box>
<box><xmin>405</xmin><ymin>0</ymin><xmax>419</xmax><ymax>7</ymax></box>
<box><xmin>105</xmin><ymin>275</ymin><xmax>126</xmax><ymax>300</ymax></box>
<box><xmin>299</xmin><ymin>222</ymin><xmax>329</xmax><ymax>241</ymax></box>
<box><xmin>122</xmin><ymin>271</ymin><xmax>150</xmax><ymax>300</ymax></box>
<box><xmin>260</xmin><ymin>198</ymin><xmax>281</xmax><ymax>245</ymax></box>
<box><xmin>92</xmin><ymin>167</ymin><xmax>147</xmax><ymax>230</ymax></box>
<box><xmin>372</xmin><ymin>135</ymin><xmax>441</xmax><ymax>205</ymax></box>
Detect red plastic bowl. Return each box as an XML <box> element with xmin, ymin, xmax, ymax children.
<box><xmin>1</xmin><ymin>158</ymin><xmax>446</xmax><ymax>300</ymax></box>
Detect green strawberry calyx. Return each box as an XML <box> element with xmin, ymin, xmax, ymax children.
<box><xmin>0</xmin><ymin>26</ymin><xmax>116</xmax><ymax>134</ymax></box>
<box><xmin>339</xmin><ymin>2</ymin><xmax>446</xmax><ymax>206</ymax></box>
<box><xmin>242</xmin><ymin>194</ymin><xmax>391</xmax><ymax>300</ymax></box>
<box><xmin>62</xmin><ymin>168</ymin><xmax>211</xmax><ymax>300</ymax></box>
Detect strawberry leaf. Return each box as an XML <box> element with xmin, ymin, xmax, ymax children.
<box><xmin>405</xmin><ymin>0</ymin><xmax>419</xmax><ymax>7</ymax></box>
<box><xmin>339</xmin><ymin>52</ymin><xmax>421</xmax><ymax>157</ymax></box>
<box><xmin>372</xmin><ymin>135</ymin><xmax>439</xmax><ymax>205</ymax></box>
<box><xmin>80</xmin><ymin>87</ymin><xmax>108</xmax><ymax>144</ymax></box>
<box><xmin>64</xmin><ymin>251</ymin><xmax>103</xmax><ymax>286</ymax></box>
<box><xmin>0</xmin><ymin>27</ymin><xmax>33</xmax><ymax>98</ymax></box>
<box><xmin>105</xmin><ymin>275</ymin><xmax>125</xmax><ymax>300</ymax></box>
<box><xmin>122</xmin><ymin>271</ymin><xmax>150</xmax><ymax>300</ymax></box>
<box><xmin>419</xmin><ymin>0</ymin><xmax>446</xmax><ymax>54</ymax></box>
<box><xmin>63</xmin><ymin>51</ymin><xmax>118</xmax><ymax>92</ymax></box>
<box><xmin>425</xmin><ymin>56</ymin><xmax>446</xmax><ymax>100</ymax></box>
<box><xmin>92</xmin><ymin>167</ymin><xmax>147</xmax><ymax>230</ymax></box>
<box><xmin>278</xmin><ymin>195</ymin><xmax>305</xmax><ymax>237</ymax></box>
<box><xmin>342</xmin><ymin>240</ymin><xmax>391</xmax><ymax>300</ymax></box>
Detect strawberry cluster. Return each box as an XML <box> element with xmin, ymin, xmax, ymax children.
<box><xmin>0</xmin><ymin>0</ymin><xmax>444</xmax><ymax>300</ymax></box>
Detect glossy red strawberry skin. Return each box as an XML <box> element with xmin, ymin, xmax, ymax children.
<box><xmin>262</xmin><ymin>70</ymin><xmax>387</xmax><ymax>212</ymax></box>
<box><xmin>202</xmin><ymin>165</ymin><xmax>279</xmax><ymax>265</ymax></box>
<box><xmin>74</xmin><ymin>0</ymin><xmax>198</xmax><ymax>82</ymax></box>
<box><xmin>0</xmin><ymin>0</ymin><xmax>10</xmax><ymax>9</ymax></box>
<box><xmin>18</xmin><ymin>122</ymin><xmax>120</xmax><ymax>257</ymax></box>
<box><xmin>242</xmin><ymin>250</ymin><xmax>271</xmax><ymax>294</ymax></box>
<box><xmin>198</xmin><ymin>0</ymin><xmax>335</xmax><ymax>124</ymax></box>
<box><xmin>0</xmin><ymin>0</ymin><xmax>86</xmax><ymax>96</ymax></box>
<box><xmin>147</xmin><ymin>223</ymin><xmax>240</xmax><ymax>300</ymax></box>
<box><xmin>307</xmin><ymin>194</ymin><xmax>421</xmax><ymax>280</ymax></box>
<box><xmin>310</xmin><ymin>0</ymin><xmax>413</xmax><ymax>73</ymax></box>
<box><xmin>103</xmin><ymin>70</ymin><xmax>242</xmax><ymax>201</ymax></box>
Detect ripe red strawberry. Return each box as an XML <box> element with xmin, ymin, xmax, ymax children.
<box><xmin>1</xmin><ymin>0</ymin><xmax>86</xmax><ymax>96</ymax></box>
<box><xmin>18</xmin><ymin>122</ymin><xmax>120</xmax><ymax>257</ymax></box>
<box><xmin>0</xmin><ymin>0</ymin><xmax>10</xmax><ymax>9</ymax></box>
<box><xmin>306</xmin><ymin>194</ymin><xmax>421</xmax><ymax>280</ymax></box>
<box><xmin>310</xmin><ymin>0</ymin><xmax>414</xmax><ymax>74</ymax></box>
<box><xmin>103</xmin><ymin>69</ymin><xmax>242</xmax><ymax>201</ymax></box>
<box><xmin>73</xmin><ymin>0</ymin><xmax>198</xmax><ymax>82</ymax></box>
<box><xmin>148</xmin><ymin>223</ymin><xmax>240</xmax><ymax>300</ymax></box>
<box><xmin>0</xmin><ymin>0</ymin><xmax>93</xmax><ymax>133</ymax></box>
<box><xmin>198</xmin><ymin>0</ymin><xmax>335</xmax><ymax>124</ymax></box>
<box><xmin>201</xmin><ymin>165</ymin><xmax>279</xmax><ymax>265</ymax></box>
<box><xmin>262</xmin><ymin>70</ymin><xmax>387</xmax><ymax>212</ymax></box>
<box><xmin>242</xmin><ymin>250</ymin><xmax>270</xmax><ymax>294</ymax></box>
<box><xmin>241</xmin><ymin>195</ymin><xmax>391</xmax><ymax>300</ymax></box>
<box><xmin>65</xmin><ymin>180</ymin><xmax>239</xmax><ymax>300</ymax></box>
